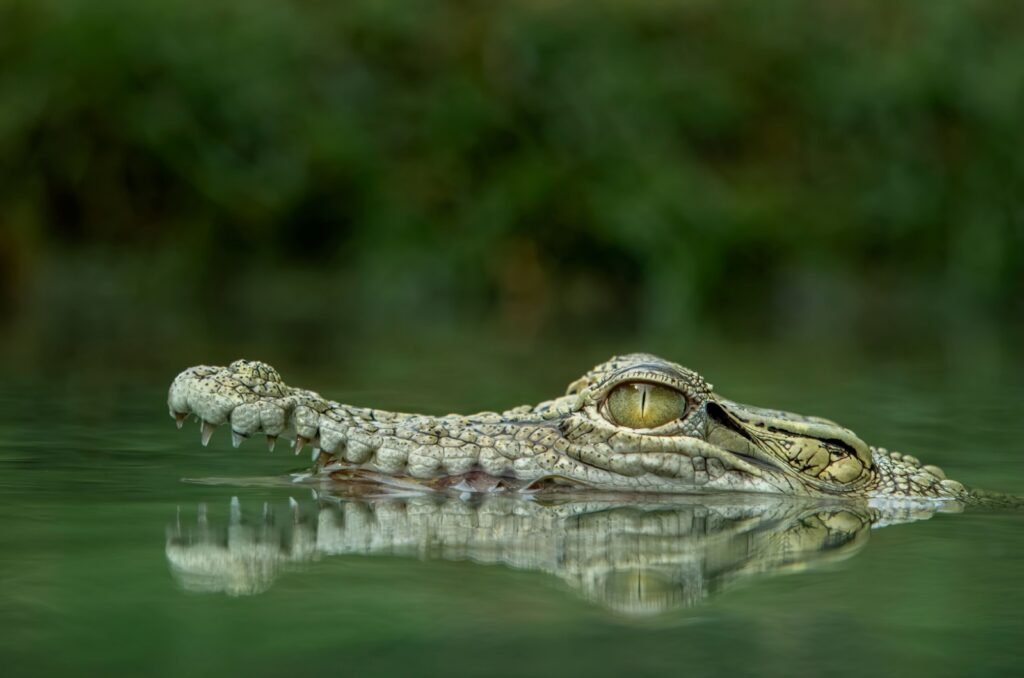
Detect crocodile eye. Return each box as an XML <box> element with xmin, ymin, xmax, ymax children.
<box><xmin>606</xmin><ymin>382</ymin><xmax>688</xmax><ymax>429</ymax></box>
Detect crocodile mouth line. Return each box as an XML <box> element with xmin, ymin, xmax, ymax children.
<box><xmin>315</xmin><ymin>464</ymin><xmax>583</xmax><ymax>495</ymax></box>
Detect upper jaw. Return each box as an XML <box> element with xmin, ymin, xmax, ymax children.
<box><xmin>167</xmin><ymin>359</ymin><xmax>877</xmax><ymax>496</ymax></box>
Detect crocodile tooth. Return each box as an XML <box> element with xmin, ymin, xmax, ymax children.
<box><xmin>174</xmin><ymin>412</ymin><xmax>188</xmax><ymax>429</ymax></box>
<box><xmin>294</xmin><ymin>435</ymin><xmax>309</xmax><ymax>456</ymax></box>
<box><xmin>230</xmin><ymin>496</ymin><xmax>241</xmax><ymax>524</ymax></box>
<box><xmin>200</xmin><ymin>421</ymin><xmax>217</xmax><ymax>447</ymax></box>
<box><xmin>231</xmin><ymin>431</ymin><xmax>246</xmax><ymax>448</ymax></box>
<box><xmin>266</xmin><ymin>435</ymin><xmax>277</xmax><ymax>452</ymax></box>
<box><xmin>311</xmin><ymin>446</ymin><xmax>321</xmax><ymax>462</ymax></box>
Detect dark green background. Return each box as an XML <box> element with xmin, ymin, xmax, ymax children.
<box><xmin>2</xmin><ymin>0</ymin><xmax>1023</xmax><ymax>376</ymax></box>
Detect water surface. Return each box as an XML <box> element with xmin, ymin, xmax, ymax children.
<box><xmin>2</xmin><ymin>345</ymin><xmax>1023</xmax><ymax>677</ymax></box>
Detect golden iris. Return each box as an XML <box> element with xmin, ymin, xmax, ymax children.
<box><xmin>606</xmin><ymin>382</ymin><xmax>687</xmax><ymax>429</ymax></box>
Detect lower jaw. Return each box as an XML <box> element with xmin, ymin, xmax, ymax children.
<box><xmin>307</xmin><ymin>453</ymin><xmax>776</xmax><ymax>497</ymax></box>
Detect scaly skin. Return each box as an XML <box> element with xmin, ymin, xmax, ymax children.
<box><xmin>167</xmin><ymin>353</ymin><xmax>971</xmax><ymax>500</ymax></box>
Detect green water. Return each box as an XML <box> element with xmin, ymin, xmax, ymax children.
<box><xmin>2</xmin><ymin>341</ymin><xmax>1023</xmax><ymax>677</ymax></box>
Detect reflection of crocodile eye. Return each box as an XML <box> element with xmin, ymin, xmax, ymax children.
<box><xmin>606</xmin><ymin>382</ymin><xmax>687</xmax><ymax>429</ymax></box>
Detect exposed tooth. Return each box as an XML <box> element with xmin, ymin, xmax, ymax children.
<box><xmin>294</xmin><ymin>435</ymin><xmax>309</xmax><ymax>456</ymax></box>
<box><xmin>267</xmin><ymin>435</ymin><xmax>277</xmax><ymax>452</ymax></box>
<box><xmin>230</xmin><ymin>496</ymin><xmax>241</xmax><ymax>524</ymax></box>
<box><xmin>200</xmin><ymin>421</ymin><xmax>217</xmax><ymax>447</ymax></box>
<box><xmin>231</xmin><ymin>431</ymin><xmax>246</xmax><ymax>448</ymax></box>
<box><xmin>174</xmin><ymin>412</ymin><xmax>188</xmax><ymax>429</ymax></box>
<box><xmin>311</xmin><ymin>446</ymin><xmax>321</xmax><ymax>462</ymax></box>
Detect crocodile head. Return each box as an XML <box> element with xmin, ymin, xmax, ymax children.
<box><xmin>168</xmin><ymin>353</ymin><xmax>964</xmax><ymax>498</ymax></box>
<box><xmin>553</xmin><ymin>353</ymin><xmax>881</xmax><ymax>495</ymax></box>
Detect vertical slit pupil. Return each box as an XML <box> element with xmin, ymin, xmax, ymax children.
<box><xmin>637</xmin><ymin>383</ymin><xmax>650</xmax><ymax>424</ymax></box>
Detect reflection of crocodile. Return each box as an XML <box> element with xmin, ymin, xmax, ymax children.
<box><xmin>166</xmin><ymin>495</ymin><xmax>957</xmax><ymax>614</ymax></box>
<box><xmin>168</xmin><ymin>353</ymin><xmax>982</xmax><ymax>499</ymax></box>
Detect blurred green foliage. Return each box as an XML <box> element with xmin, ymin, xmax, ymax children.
<box><xmin>1</xmin><ymin>0</ymin><xmax>1023</xmax><ymax>337</ymax></box>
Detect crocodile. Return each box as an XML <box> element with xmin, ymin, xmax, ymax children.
<box><xmin>167</xmin><ymin>353</ymin><xmax>974</xmax><ymax>500</ymax></box>
<box><xmin>165</xmin><ymin>493</ymin><xmax>955</xmax><ymax>614</ymax></box>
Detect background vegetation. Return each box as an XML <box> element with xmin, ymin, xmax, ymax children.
<box><xmin>1</xmin><ymin>0</ymin><xmax>1022</xmax><ymax>371</ymax></box>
